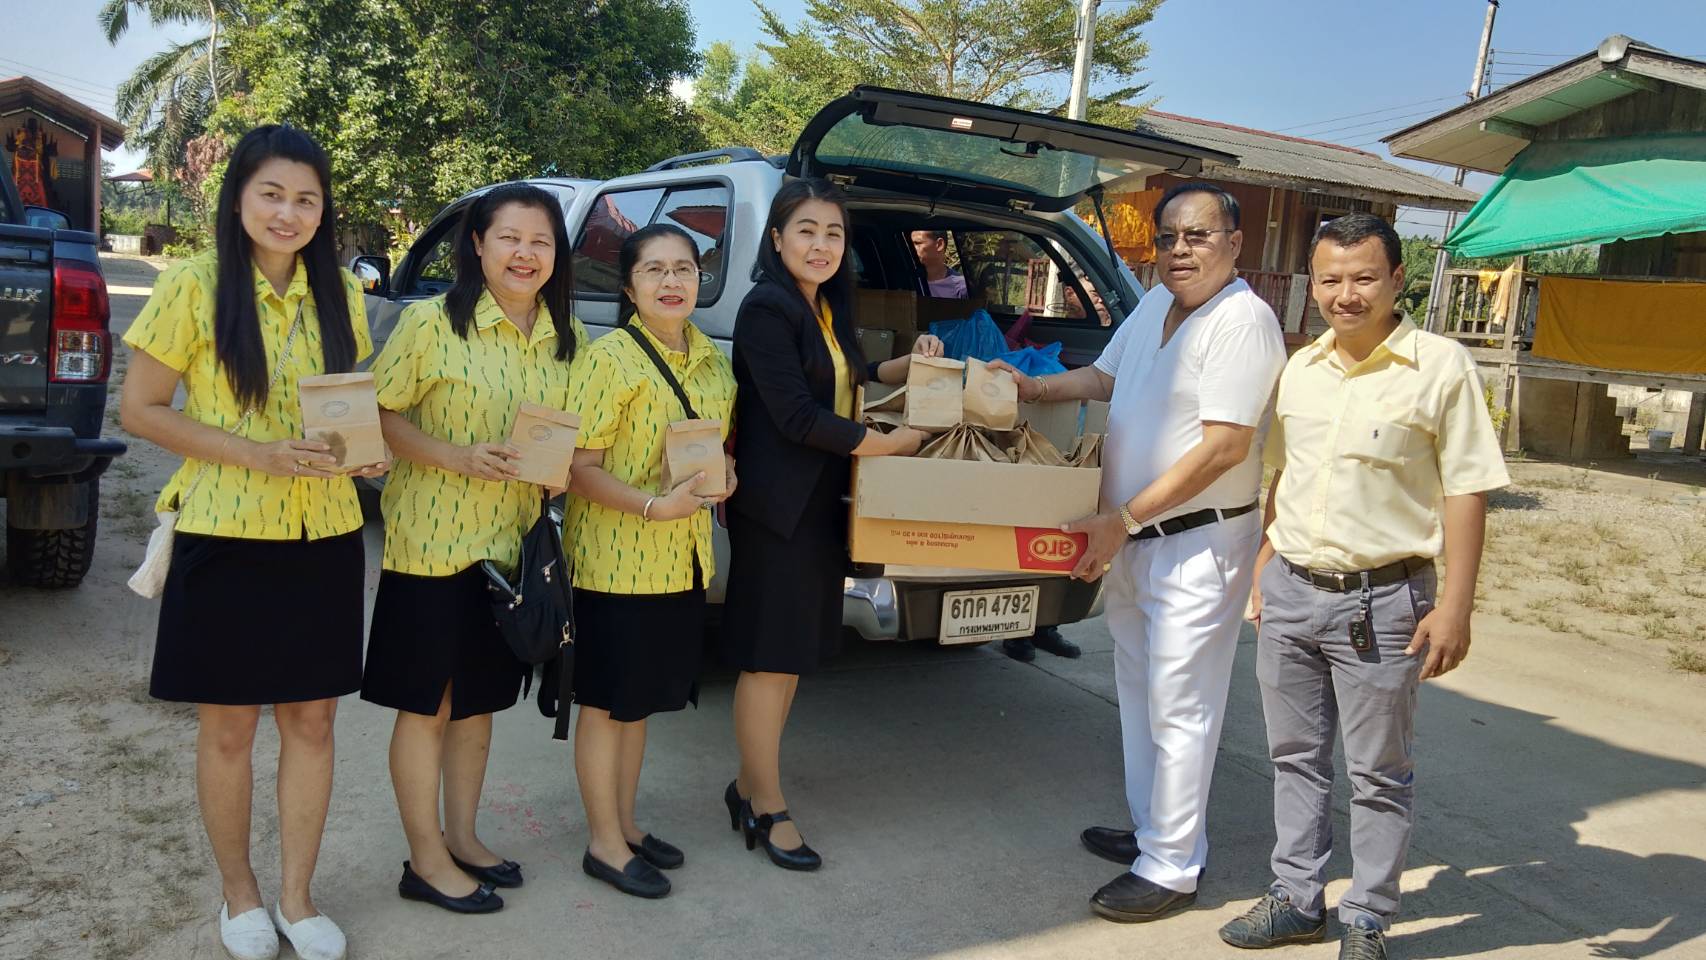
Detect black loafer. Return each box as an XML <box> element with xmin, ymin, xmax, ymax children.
<box><xmin>1001</xmin><ymin>635</ymin><xmax>1037</xmax><ymax>662</ymax></box>
<box><xmin>397</xmin><ymin>861</ymin><xmax>503</xmax><ymax>914</ymax></box>
<box><xmin>628</xmin><ymin>834</ymin><xmax>685</xmax><ymax>870</ymax></box>
<box><xmin>1090</xmin><ymin>872</ymin><xmax>1197</xmax><ymax>923</ymax></box>
<box><xmin>582</xmin><ymin>850</ymin><xmax>670</xmax><ymax>899</ymax></box>
<box><xmin>450</xmin><ymin>853</ymin><xmax>523</xmax><ymax>888</ymax></box>
<box><xmin>1032</xmin><ymin>625</ymin><xmax>1083</xmax><ymax>659</ymax></box>
<box><xmin>1081</xmin><ymin>826</ymin><xmax>1140</xmax><ymax>866</ymax></box>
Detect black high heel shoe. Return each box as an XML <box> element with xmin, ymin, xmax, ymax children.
<box><xmin>741</xmin><ymin>805</ymin><xmax>823</xmax><ymax>872</ymax></box>
<box><xmin>723</xmin><ymin>780</ymin><xmax>745</xmax><ymax>832</ymax></box>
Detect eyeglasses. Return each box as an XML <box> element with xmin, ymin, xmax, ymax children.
<box><xmin>633</xmin><ymin>264</ymin><xmax>700</xmax><ymax>283</ymax></box>
<box><xmin>1153</xmin><ymin>228</ymin><xmax>1233</xmax><ymax>251</ymax></box>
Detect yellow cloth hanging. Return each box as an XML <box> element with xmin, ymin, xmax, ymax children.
<box><xmin>1532</xmin><ymin>276</ymin><xmax>1706</xmax><ymax>374</ymax></box>
<box><xmin>1490</xmin><ymin>262</ymin><xmax>1521</xmax><ymax>326</ymax></box>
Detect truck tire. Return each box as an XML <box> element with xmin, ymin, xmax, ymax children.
<box><xmin>6</xmin><ymin>480</ymin><xmax>100</xmax><ymax>588</ymax></box>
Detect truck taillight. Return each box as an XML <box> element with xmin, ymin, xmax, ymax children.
<box><xmin>50</xmin><ymin>259</ymin><xmax>111</xmax><ymax>383</ymax></box>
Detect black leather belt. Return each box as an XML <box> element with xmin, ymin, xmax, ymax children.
<box><xmin>1281</xmin><ymin>556</ymin><xmax>1433</xmax><ymax>593</ymax></box>
<box><xmin>1131</xmin><ymin>502</ymin><xmax>1257</xmax><ymax>541</ymax></box>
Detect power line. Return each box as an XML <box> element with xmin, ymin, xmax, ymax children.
<box><xmin>1272</xmin><ymin>94</ymin><xmax>1461</xmax><ymax>134</ymax></box>
<box><xmin>0</xmin><ymin>56</ymin><xmax>123</xmax><ymax>107</ymax></box>
<box><xmin>1301</xmin><ymin>107</ymin><xmax>1463</xmax><ymax>140</ymax></box>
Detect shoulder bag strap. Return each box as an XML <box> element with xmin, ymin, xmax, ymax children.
<box><xmin>620</xmin><ymin>323</ymin><xmax>700</xmax><ymax>421</ymax></box>
<box><xmin>177</xmin><ymin>302</ymin><xmax>307</xmax><ymax>509</ymax></box>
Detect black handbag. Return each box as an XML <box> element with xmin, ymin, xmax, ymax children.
<box><xmin>480</xmin><ymin>490</ymin><xmax>577</xmax><ymax>739</ymax></box>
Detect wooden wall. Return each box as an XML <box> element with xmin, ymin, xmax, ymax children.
<box><xmin>1600</xmin><ymin>231</ymin><xmax>1706</xmax><ymax>280</ymax></box>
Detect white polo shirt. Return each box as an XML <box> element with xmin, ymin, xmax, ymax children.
<box><xmin>1094</xmin><ymin>277</ymin><xmax>1287</xmax><ymax>525</ymax></box>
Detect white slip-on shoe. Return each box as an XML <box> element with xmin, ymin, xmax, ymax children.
<box><xmin>219</xmin><ymin>903</ymin><xmax>279</xmax><ymax>960</ymax></box>
<box><xmin>271</xmin><ymin>903</ymin><xmax>347</xmax><ymax>960</ymax></box>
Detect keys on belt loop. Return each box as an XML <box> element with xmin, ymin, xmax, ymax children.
<box><xmin>1349</xmin><ymin>572</ymin><xmax>1374</xmax><ymax>652</ymax></box>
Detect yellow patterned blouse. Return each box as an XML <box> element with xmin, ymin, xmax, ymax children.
<box><xmin>121</xmin><ymin>250</ymin><xmax>372</xmax><ymax>541</ymax></box>
<box><xmin>372</xmin><ymin>290</ymin><xmax>588</xmax><ymax>577</ymax></box>
<box><xmin>565</xmin><ymin>320</ymin><xmax>736</xmax><ymax>595</ymax></box>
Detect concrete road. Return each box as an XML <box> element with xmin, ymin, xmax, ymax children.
<box><xmin>4</xmin><ymin>256</ymin><xmax>1703</xmax><ymax>960</ymax></box>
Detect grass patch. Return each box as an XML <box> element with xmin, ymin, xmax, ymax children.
<box><xmin>1559</xmin><ymin>556</ymin><xmax>1599</xmax><ymax>587</ymax></box>
<box><xmin>1669</xmin><ymin>645</ymin><xmax>1706</xmax><ymax>674</ymax></box>
<box><xmin>102</xmin><ymin>738</ymin><xmax>173</xmax><ymax>777</ymax></box>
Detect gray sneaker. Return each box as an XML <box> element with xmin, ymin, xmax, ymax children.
<box><xmin>1338</xmin><ymin>917</ymin><xmax>1387</xmax><ymax>960</ymax></box>
<box><xmin>1218</xmin><ymin>890</ymin><xmax>1327</xmax><ymax>949</ymax></box>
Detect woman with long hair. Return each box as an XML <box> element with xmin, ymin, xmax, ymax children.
<box><xmin>120</xmin><ymin>124</ymin><xmax>384</xmax><ymax>960</ymax></box>
<box><xmin>361</xmin><ymin>183</ymin><xmax>586</xmax><ymax>914</ymax></box>
<box><xmin>564</xmin><ymin>223</ymin><xmax>736</xmax><ymax>899</ymax></box>
<box><xmin>720</xmin><ymin>178</ymin><xmax>941</xmax><ymax>870</ymax></box>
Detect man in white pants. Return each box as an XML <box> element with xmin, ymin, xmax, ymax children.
<box><xmin>995</xmin><ymin>183</ymin><xmax>1286</xmax><ymax>922</ymax></box>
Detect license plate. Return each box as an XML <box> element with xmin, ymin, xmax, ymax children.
<box><xmin>938</xmin><ymin>586</ymin><xmax>1040</xmax><ymax>645</ymax></box>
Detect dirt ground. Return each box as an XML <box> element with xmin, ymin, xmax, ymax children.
<box><xmin>1</xmin><ymin>255</ymin><xmax>1703</xmax><ymax>959</ymax></box>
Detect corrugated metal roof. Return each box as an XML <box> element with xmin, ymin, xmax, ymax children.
<box><xmin>1134</xmin><ymin>112</ymin><xmax>1479</xmax><ymax>211</ymax></box>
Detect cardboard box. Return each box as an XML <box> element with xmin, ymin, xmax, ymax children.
<box><xmin>856</xmin><ymin>327</ymin><xmax>896</xmax><ymax>362</ymax></box>
<box><xmin>1019</xmin><ymin>399</ymin><xmax>1085</xmax><ymax>451</ymax></box>
<box><xmin>855</xmin><ymin>289</ymin><xmax>918</xmax><ymax>354</ymax></box>
<box><xmin>298</xmin><ymin>373</ymin><xmax>386</xmax><ymax>472</ymax></box>
<box><xmin>848</xmin><ymin>452</ymin><xmax>1102</xmax><ymax>574</ymax></box>
<box><xmin>508</xmin><ymin>403</ymin><xmax>580</xmax><ymax>488</ymax></box>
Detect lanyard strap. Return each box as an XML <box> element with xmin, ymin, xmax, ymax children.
<box><xmin>620</xmin><ymin>323</ymin><xmax>701</xmax><ymax>421</ymax></box>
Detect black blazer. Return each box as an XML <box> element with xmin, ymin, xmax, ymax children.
<box><xmin>729</xmin><ymin>278</ymin><xmax>879</xmax><ymax>539</ymax></box>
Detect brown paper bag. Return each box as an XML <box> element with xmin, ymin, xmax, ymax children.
<box><xmin>298</xmin><ymin>373</ymin><xmax>385</xmax><ymax>472</ymax></box>
<box><xmin>963</xmin><ymin>357</ymin><xmax>1018</xmax><ymax>430</ymax></box>
<box><xmin>663</xmin><ymin>419</ymin><xmax>727</xmax><ymax>497</ymax></box>
<box><xmin>1070</xmin><ymin>432</ymin><xmax>1104</xmax><ymax>468</ymax></box>
<box><xmin>508</xmin><ymin>403</ymin><xmax>581</xmax><ymax>487</ymax></box>
<box><xmin>1005</xmin><ymin>423</ymin><xmax>1071</xmax><ymax>466</ymax></box>
<box><xmin>917</xmin><ymin>423</ymin><xmax>1008</xmax><ymax>463</ymax></box>
<box><xmin>904</xmin><ymin>356</ymin><xmax>965</xmax><ymax>432</ymax></box>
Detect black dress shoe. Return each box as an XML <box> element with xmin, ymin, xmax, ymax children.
<box><xmin>741</xmin><ymin>806</ymin><xmax>822</xmax><ymax>871</ymax></box>
<box><xmin>1002</xmin><ymin>635</ymin><xmax>1036</xmax><ymax>662</ymax></box>
<box><xmin>582</xmin><ymin>850</ymin><xmax>670</xmax><ymax>899</ymax></box>
<box><xmin>449</xmin><ymin>853</ymin><xmax>523</xmax><ymax>888</ymax></box>
<box><xmin>397</xmin><ymin>861</ymin><xmax>503</xmax><ymax>914</ymax></box>
<box><xmin>628</xmin><ymin>834</ymin><xmax>685</xmax><ymax>870</ymax></box>
<box><xmin>1032</xmin><ymin>625</ymin><xmax>1082</xmax><ymax>659</ymax></box>
<box><xmin>1090</xmin><ymin>872</ymin><xmax>1197</xmax><ymax>923</ymax></box>
<box><xmin>1081</xmin><ymin>826</ymin><xmax>1140</xmax><ymax>866</ymax></box>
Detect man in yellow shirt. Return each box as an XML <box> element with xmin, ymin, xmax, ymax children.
<box><xmin>1220</xmin><ymin>214</ymin><xmax>1508</xmax><ymax>960</ymax></box>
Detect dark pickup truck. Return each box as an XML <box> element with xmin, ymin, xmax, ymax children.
<box><xmin>0</xmin><ymin>158</ymin><xmax>124</xmax><ymax>587</ymax></box>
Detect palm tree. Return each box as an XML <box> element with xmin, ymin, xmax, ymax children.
<box><xmin>100</xmin><ymin>1</ymin><xmax>249</xmax><ymax>173</ymax></box>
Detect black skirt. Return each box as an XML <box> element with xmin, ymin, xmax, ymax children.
<box><xmin>362</xmin><ymin>567</ymin><xmax>525</xmax><ymax>721</ymax></box>
<box><xmin>721</xmin><ymin>459</ymin><xmax>847</xmax><ymax>675</ymax></box>
<box><xmin>151</xmin><ymin>530</ymin><xmax>365</xmax><ymax>705</ymax></box>
<box><xmin>572</xmin><ymin>569</ymin><xmax>705</xmax><ymax>723</ymax></box>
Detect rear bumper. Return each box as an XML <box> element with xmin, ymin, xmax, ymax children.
<box><xmin>1</xmin><ymin>423</ymin><xmax>126</xmax><ymax>481</ymax></box>
<box><xmin>842</xmin><ymin>572</ymin><xmax>1103</xmax><ymax>642</ymax></box>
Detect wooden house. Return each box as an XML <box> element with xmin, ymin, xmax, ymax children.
<box><xmin>1</xmin><ymin>76</ymin><xmax>124</xmax><ymax>233</ymax></box>
<box><xmin>1386</xmin><ymin>35</ymin><xmax>1706</xmax><ymax>457</ymax></box>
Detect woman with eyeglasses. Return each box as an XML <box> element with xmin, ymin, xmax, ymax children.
<box><xmin>563</xmin><ymin>223</ymin><xmax>737</xmax><ymax>899</ymax></box>
<box><xmin>719</xmin><ymin>178</ymin><xmax>941</xmax><ymax>872</ymax></box>
<box><xmin>120</xmin><ymin>124</ymin><xmax>383</xmax><ymax>960</ymax></box>
<box><xmin>361</xmin><ymin>182</ymin><xmax>586</xmax><ymax>915</ymax></box>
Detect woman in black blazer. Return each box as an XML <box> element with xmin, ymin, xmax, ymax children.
<box><xmin>721</xmin><ymin>178</ymin><xmax>940</xmax><ymax>870</ymax></box>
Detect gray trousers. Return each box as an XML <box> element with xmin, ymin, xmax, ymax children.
<box><xmin>1254</xmin><ymin>554</ymin><xmax>1434</xmax><ymax>928</ymax></box>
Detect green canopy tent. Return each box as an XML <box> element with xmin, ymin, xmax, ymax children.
<box><xmin>1444</xmin><ymin>133</ymin><xmax>1706</xmax><ymax>259</ymax></box>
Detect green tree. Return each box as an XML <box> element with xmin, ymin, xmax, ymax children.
<box><xmin>695</xmin><ymin>0</ymin><xmax>1163</xmax><ymax>152</ymax></box>
<box><xmin>218</xmin><ymin>0</ymin><xmax>704</xmax><ymax>237</ymax></box>
<box><xmin>100</xmin><ymin>1</ymin><xmax>253</xmax><ymax>175</ymax></box>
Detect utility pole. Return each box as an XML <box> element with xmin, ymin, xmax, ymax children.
<box><xmin>1423</xmin><ymin>0</ymin><xmax>1499</xmax><ymax>333</ymax></box>
<box><xmin>1068</xmin><ymin>0</ymin><xmax>1100</xmax><ymax>121</ymax></box>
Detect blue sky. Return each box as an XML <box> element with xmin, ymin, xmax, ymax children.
<box><xmin>8</xmin><ymin>0</ymin><xmax>1703</xmax><ymax>235</ymax></box>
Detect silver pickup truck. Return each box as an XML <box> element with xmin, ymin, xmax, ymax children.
<box><xmin>352</xmin><ymin>86</ymin><xmax>1227</xmax><ymax>644</ymax></box>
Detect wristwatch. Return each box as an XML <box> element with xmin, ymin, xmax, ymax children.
<box><xmin>1118</xmin><ymin>504</ymin><xmax>1144</xmax><ymax>538</ymax></box>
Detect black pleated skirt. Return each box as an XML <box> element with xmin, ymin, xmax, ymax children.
<box><xmin>572</xmin><ymin>568</ymin><xmax>705</xmax><ymax>723</ymax></box>
<box><xmin>362</xmin><ymin>566</ymin><xmax>525</xmax><ymax>721</ymax></box>
<box><xmin>721</xmin><ymin>459</ymin><xmax>847</xmax><ymax>676</ymax></box>
<box><xmin>150</xmin><ymin>530</ymin><xmax>365</xmax><ymax>705</ymax></box>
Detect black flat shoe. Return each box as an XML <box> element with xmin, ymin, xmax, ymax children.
<box><xmin>582</xmin><ymin>850</ymin><xmax>670</xmax><ymax>899</ymax></box>
<box><xmin>628</xmin><ymin>834</ymin><xmax>685</xmax><ymax>870</ymax></box>
<box><xmin>397</xmin><ymin>861</ymin><xmax>503</xmax><ymax>914</ymax></box>
<box><xmin>741</xmin><ymin>806</ymin><xmax>822</xmax><ymax>871</ymax></box>
<box><xmin>1001</xmin><ymin>635</ymin><xmax>1037</xmax><ymax>662</ymax></box>
<box><xmin>450</xmin><ymin>853</ymin><xmax>524</xmax><ymax>888</ymax></box>
<box><xmin>723</xmin><ymin>780</ymin><xmax>745</xmax><ymax>831</ymax></box>
<box><xmin>1032</xmin><ymin>625</ymin><xmax>1082</xmax><ymax>658</ymax></box>
<box><xmin>1090</xmin><ymin>872</ymin><xmax>1196</xmax><ymax>923</ymax></box>
<box><xmin>1081</xmin><ymin>826</ymin><xmax>1141</xmax><ymax>866</ymax></box>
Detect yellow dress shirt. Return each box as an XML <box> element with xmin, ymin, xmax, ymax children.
<box><xmin>817</xmin><ymin>300</ymin><xmax>853</xmax><ymax>418</ymax></box>
<box><xmin>1264</xmin><ymin>317</ymin><xmax>1510</xmax><ymax>572</ymax></box>
<box><xmin>122</xmin><ymin>250</ymin><xmax>373</xmax><ymax>541</ymax></box>
<box><xmin>372</xmin><ymin>291</ymin><xmax>588</xmax><ymax>576</ymax></box>
<box><xmin>565</xmin><ymin>319</ymin><xmax>736</xmax><ymax>595</ymax></box>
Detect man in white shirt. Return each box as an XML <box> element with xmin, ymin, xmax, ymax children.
<box><xmin>993</xmin><ymin>183</ymin><xmax>1287</xmax><ymax>923</ymax></box>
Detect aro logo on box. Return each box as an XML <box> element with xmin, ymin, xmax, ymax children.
<box><xmin>1028</xmin><ymin>533</ymin><xmax>1079</xmax><ymax>563</ymax></box>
